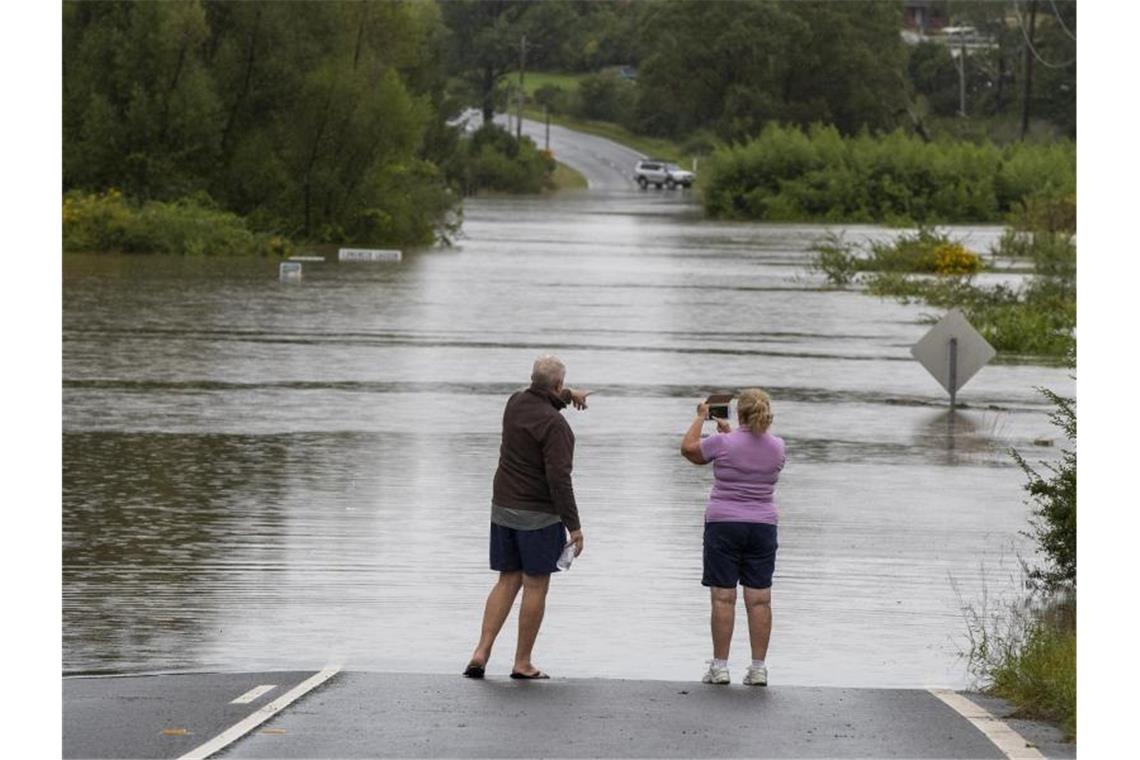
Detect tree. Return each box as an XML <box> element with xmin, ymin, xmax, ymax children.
<box><xmin>63</xmin><ymin>1</ymin><xmax>222</xmax><ymax>198</ymax></box>
<box><xmin>632</xmin><ymin>1</ymin><xmax>908</xmax><ymax>141</ymax></box>
<box><xmin>64</xmin><ymin>0</ymin><xmax>460</xmax><ymax>247</ymax></box>
<box><xmin>441</xmin><ymin>0</ymin><xmax>531</xmax><ymax>125</ymax></box>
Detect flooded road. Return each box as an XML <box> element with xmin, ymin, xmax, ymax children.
<box><xmin>63</xmin><ymin>188</ymin><xmax>1072</xmax><ymax>688</ymax></box>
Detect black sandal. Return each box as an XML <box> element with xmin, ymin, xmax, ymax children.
<box><xmin>463</xmin><ymin>662</ymin><xmax>486</xmax><ymax>679</ymax></box>
<box><xmin>509</xmin><ymin>670</ymin><xmax>550</xmax><ymax>679</ymax></box>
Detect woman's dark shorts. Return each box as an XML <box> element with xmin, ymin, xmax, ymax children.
<box><xmin>490</xmin><ymin>522</ymin><xmax>566</xmax><ymax>575</ymax></box>
<box><xmin>702</xmin><ymin>521</ymin><xmax>778</xmax><ymax>589</ymax></box>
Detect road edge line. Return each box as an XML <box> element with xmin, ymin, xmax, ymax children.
<box><xmin>178</xmin><ymin>665</ymin><xmax>341</xmax><ymax>760</ymax></box>
<box><xmin>929</xmin><ymin>688</ymin><xmax>1046</xmax><ymax>760</ymax></box>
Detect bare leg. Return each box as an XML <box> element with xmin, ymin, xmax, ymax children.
<box><xmin>710</xmin><ymin>586</ymin><xmax>737</xmax><ymax>660</ymax></box>
<box><xmin>513</xmin><ymin>572</ymin><xmax>551</xmax><ymax>674</ymax></box>
<box><xmin>743</xmin><ymin>586</ymin><xmax>772</xmax><ymax>661</ymax></box>
<box><xmin>469</xmin><ymin>571</ymin><xmax>523</xmax><ymax>666</ymax></box>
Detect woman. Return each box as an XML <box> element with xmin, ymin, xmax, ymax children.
<box><xmin>681</xmin><ymin>389</ymin><xmax>785</xmax><ymax>686</ymax></box>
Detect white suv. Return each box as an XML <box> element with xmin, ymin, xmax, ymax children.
<box><xmin>634</xmin><ymin>159</ymin><xmax>695</xmax><ymax>189</ymax></box>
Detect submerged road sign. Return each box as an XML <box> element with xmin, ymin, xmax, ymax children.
<box><xmin>338</xmin><ymin>248</ymin><xmax>402</xmax><ymax>262</ymax></box>
<box><xmin>911</xmin><ymin>308</ymin><xmax>995</xmax><ymax>408</ymax></box>
<box><xmin>279</xmin><ymin>262</ymin><xmax>302</xmax><ymax>282</ymax></box>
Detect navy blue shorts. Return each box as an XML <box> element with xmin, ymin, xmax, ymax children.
<box><xmin>702</xmin><ymin>522</ymin><xmax>778</xmax><ymax>589</ymax></box>
<box><xmin>490</xmin><ymin>522</ymin><xmax>566</xmax><ymax>575</ymax></box>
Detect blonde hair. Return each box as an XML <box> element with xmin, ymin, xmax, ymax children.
<box><xmin>736</xmin><ymin>388</ymin><xmax>773</xmax><ymax>434</ymax></box>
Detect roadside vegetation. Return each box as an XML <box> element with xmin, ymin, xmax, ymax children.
<box><xmin>703</xmin><ymin>124</ymin><xmax>1074</xmax><ymax>225</ymax></box>
<box><xmin>961</xmin><ymin>376</ymin><xmax>1076</xmax><ymax>738</ymax></box>
<box><xmin>62</xmin><ymin>189</ymin><xmax>291</xmax><ymax>256</ymax></box>
<box><xmin>810</xmin><ymin>192</ymin><xmax>1075</xmax><ymax>358</ymax></box>
<box><xmin>445</xmin><ymin>124</ymin><xmax>556</xmax><ymax>196</ymax></box>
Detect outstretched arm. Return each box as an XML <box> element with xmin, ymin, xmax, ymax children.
<box><xmin>559</xmin><ymin>387</ymin><xmax>593</xmax><ymax>410</ymax></box>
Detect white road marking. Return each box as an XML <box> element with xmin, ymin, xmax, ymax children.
<box><xmin>230</xmin><ymin>684</ymin><xmax>276</xmax><ymax>704</ymax></box>
<box><xmin>178</xmin><ymin>665</ymin><xmax>340</xmax><ymax>760</ymax></box>
<box><xmin>929</xmin><ymin>689</ymin><xmax>1047</xmax><ymax>759</ymax></box>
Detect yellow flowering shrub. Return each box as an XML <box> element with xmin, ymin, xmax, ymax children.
<box><xmin>933</xmin><ymin>242</ymin><xmax>983</xmax><ymax>275</ymax></box>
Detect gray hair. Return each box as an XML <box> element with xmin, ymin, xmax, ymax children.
<box><xmin>531</xmin><ymin>354</ymin><xmax>566</xmax><ymax>390</ymax></box>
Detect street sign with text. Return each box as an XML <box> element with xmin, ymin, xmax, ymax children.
<box><xmin>338</xmin><ymin>248</ymin><xmax>402</xmax><ymax>262</ymax></box>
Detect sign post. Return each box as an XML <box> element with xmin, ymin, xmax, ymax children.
<box><xmin>911</xmin><ymin>309</ymin><xmax>995</xmax><ymax>408</ymax></box>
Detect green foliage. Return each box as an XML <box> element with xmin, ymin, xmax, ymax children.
<box><xmin>1012</xmin><ymin>385</ymin><xmax>1077</xmax><ymax>590</ymax></box>
<box><xmin>533</xmin><ymin>84</ymin><xmax>572</xmax><ymax>115</ymax></box>
<box><xmin>809</xmin><ymin>233</ymin><xmax>859</xmax><ymax>286</ymax></box>
<box><xmin>961</xmin><ymin>589</ymin><xmax>1076</xmax><ymax>739</ymax></box>
<box><xmin>995</xmin><ymin>229</ymin><xmax>1076</xmax><ymax>283</ymax></box>
<box><xmin>989</xmin><ymin>610</ymin><xmax>1076</xmax><ymax>737</ymax></box>
<box><xmin>705</xmin><ymin>124</ymin><xmax>1075</xmax><ymax>224</ymax></box>
<box><xmin>64</xmin><ymin>0</ymin><xmax>460</xmax><ymax>249</ymax></box>
<box><xmin>633</xmin><ymin>0</ymin><xmax>907</xmax><ymax>141</ymax></box>
<box><xmin>1007</xmin><ymin>192</ymin><xmax>1077</xmax><ymax>234</ymax></box>
<box><xmin>824</xmin><ymin>225</ymin><xmax>1075</xmax><ymax>357</ymax></box>
<box><xmin>451</xmin><ymin>124</ymin><xmax>555</xmax><ymax>195</ymax></box>
<box><xmin>812</xmin><ymin>227</ymin><xmax>983</xmax><ymax>282</ymax></box>
<box><xmin>62</xmin><ymin>189</ymin><xmax>288</xmax><ymax>256</ymax></box>
<box><xmin>573</xmin><ymin>71</ymin><xmax>636</xmax><ymax>125</ymax></box>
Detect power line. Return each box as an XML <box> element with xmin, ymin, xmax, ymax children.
<box><xmin>1013</xmin><ymin>0</ymin><xmax>1076</xmax><ymax>69</ymax></box>
<box><xmin>1048</xmin><ymin>0</ymin><xmax>1078</xmax><ymax>43</ymax></box>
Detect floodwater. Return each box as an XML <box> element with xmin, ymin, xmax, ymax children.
<box><xmin>63</xmin><ymin>189</ymin><xmax>1072</xmax><ymax>688</ymax></box>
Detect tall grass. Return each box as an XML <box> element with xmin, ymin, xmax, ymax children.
<box><xmin>960</xmin><ymin>585</ymin><xmax>1076</xmax><ymax>739</ymax></box>
<box><xmin>705</xmin><ymin>123</ymin><xmax>1075</xmax><ymax>224</ymax></box>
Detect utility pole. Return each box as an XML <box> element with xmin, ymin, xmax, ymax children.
<box><xmin>516</xmin><ymin>34</ymin><xmax>527</xmax><ymax>140</ymax></box>
<box><xmin>957</xmin><ymin>35</ymin><xmax>967</xmax><ymax>117</ymax></box>
<box><xmin>1020</xmin><ymin>0</ymin><xmax>1038</xmax><ymax>139</ymax></box>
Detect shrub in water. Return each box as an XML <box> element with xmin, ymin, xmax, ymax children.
<box><xmin>63</xmin><ymin>190</ymin><xmax>283</xmax><ymax>256</ymax></box>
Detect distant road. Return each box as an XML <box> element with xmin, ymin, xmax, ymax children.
<box><xmin>477</xmin><ymin>110</ymin><xmax>644</xmax><ymax>190</ymax></box>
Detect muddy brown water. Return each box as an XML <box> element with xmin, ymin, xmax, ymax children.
<box><xmin>63</xmin><ymin>190</ymin><xmax>1072</xmax><ymax>686</ymax></box>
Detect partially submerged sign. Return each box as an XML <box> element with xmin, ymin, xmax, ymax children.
<box><xmin>279</xmin><ymin>261</ymin><xmax>302</xmax><ymax>282</ymax></box>
<box><xmin>338</xmin><ymin>248</ymin><xmax>402</xmax><ymax>262</ymax></box>
<box><xmin>911</xmin><ymin>308</ymin><xmax>995</xmax><ymax>407</ymax></box>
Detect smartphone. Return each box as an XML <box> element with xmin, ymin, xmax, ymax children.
<box><xmin>705</xmin><ymin>393</ymin><xmax>733</xmax><ymax>420</ymax></box>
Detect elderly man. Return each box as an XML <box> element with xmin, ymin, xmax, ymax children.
<box><xmin>463</xmin><ymin>355</ymin><xmax>590</xmax><ymax>680</ymax></box>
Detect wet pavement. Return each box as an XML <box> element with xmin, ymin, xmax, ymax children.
<box><xmin>64</xmin><ymin>671</ymin><xmax>1076</xmax><ymax>760</ymax></box>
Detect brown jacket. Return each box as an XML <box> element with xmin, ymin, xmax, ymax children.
<box><xmin>491</xmin><ymin>385</ymin><xmax>581</xmax><ymax>532</ymax></box>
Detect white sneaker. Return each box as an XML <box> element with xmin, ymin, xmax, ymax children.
<box><xmin>743</xmin><ymin>664</ymin><xmax>768</xmax><ymax>686</ymax></box>
<box><xmin>701</xmin><ymin>660</ymin><xmax>730</xmax><ymax>685</ymax></box>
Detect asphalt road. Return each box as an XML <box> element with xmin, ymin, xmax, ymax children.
<box><xmin>62</xmin><ymin>671</ymin><xmax>1074</xmax><ymax>759</ymax></box>
<box><xmin>488</xmin><ymin>113</ymin><xmax>645</xmax><ymax>189</ymax></box>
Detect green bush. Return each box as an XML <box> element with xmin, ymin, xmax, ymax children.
<box><xmin>810</xmin><ymin>232</ymin><xmax>859</xmax><ymax>286</ymax></box>
<box><xmin>453</xmin><ymin>124</ymin><xmax>555</xmax><ymax>195</ymax></box>
<box><xmin>704</xmin><ymin>123</ymin><xmax>1075</xmax><ymax>224</ymax></box>
<box><xmin>62</xmin><ymin>190</ymin><xmax>290</xmax><ymax>256</ymax></box>
<box><xmin>1011</xmin><ymin>384</ymin><xmax>1076</xmax><ymax>589</ymax></box>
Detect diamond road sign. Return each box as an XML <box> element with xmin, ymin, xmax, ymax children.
<box><xmin>911</xmin><ymin>308</ymin><xmax>995</xmax><ymax>405</ymax></box>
